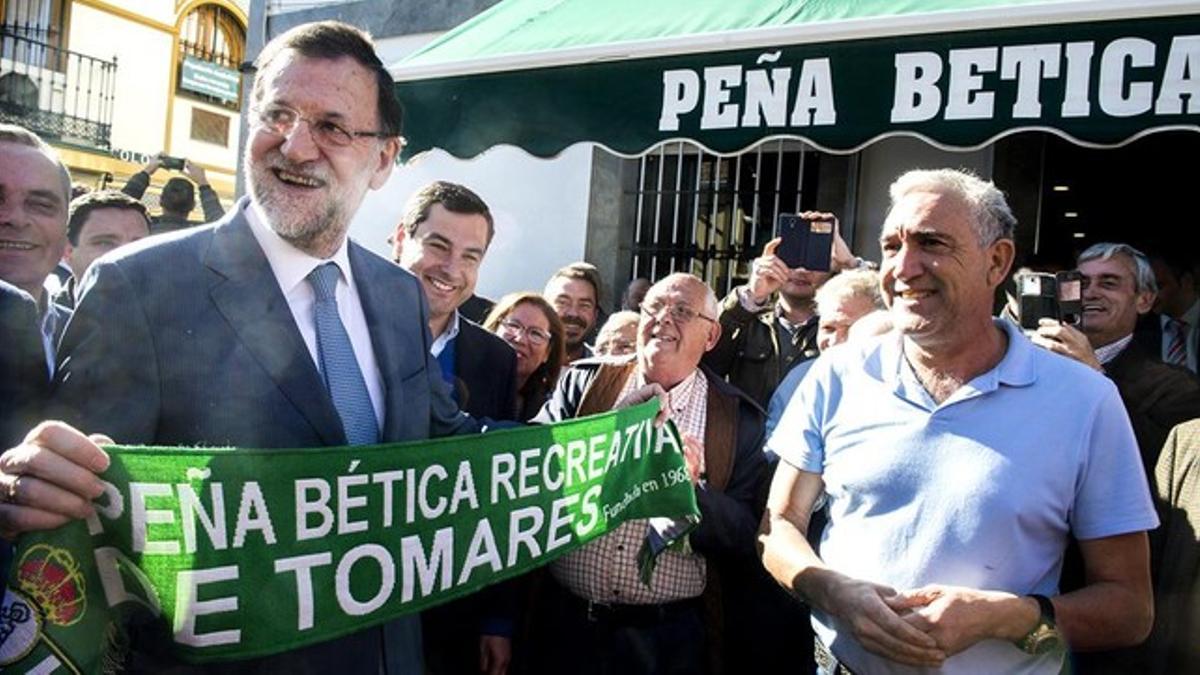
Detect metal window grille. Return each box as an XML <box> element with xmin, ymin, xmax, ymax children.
<box><xmin>1</xmin><ymin>0</ymin><xmax>67</xmax><ymax>65</ymax></box>
<box><xmin>0</xmin><ymin>2</ymin><xmax>116</xmax><ymax>150</ymax></box>
<box><xmin>626</xmin><ymin>139</ymin><xmax>820</xmax><ymax>296</ymax></box>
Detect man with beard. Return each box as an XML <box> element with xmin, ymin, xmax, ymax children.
<box><xmin>703</xmin><ymin>212</ymin><xmax>861</xmax><ymax>407</ymax></box>
<box><xmin>0</xmin><ymin>21</ymin><xmax>475</xmax><ymax>673</ymax></box>
<box><xmin>544</xmin><ymin>262</ymin><xmax>602</xmax><ymax>362</ymax></box>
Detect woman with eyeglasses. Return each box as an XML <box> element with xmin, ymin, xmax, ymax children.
<box><xmin>483</xmin><ymin>292</ymin><xmax>566</xmax><ymax>421</ymax></box>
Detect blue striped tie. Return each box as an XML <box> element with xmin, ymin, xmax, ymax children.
<box><xmin>306</xmin><ymin>263</ymin><xmax>379</xmax><ymax>446</ymax></box>
<box><xmin>1167</xmin><ymin>318</ymin><xmax>1189</xmax><ymax>367</ymax></box>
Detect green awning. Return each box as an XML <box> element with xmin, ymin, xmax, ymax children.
<box><xmin>392</xmin><ymin>0</ymin><xmax>1200</xmax><ymax>159</ymax></box>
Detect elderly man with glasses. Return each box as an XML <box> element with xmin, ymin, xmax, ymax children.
<box><xmin>526</xmin><ymin>272</ymin><xmax>769</xmax><ymax>675</ymax></box>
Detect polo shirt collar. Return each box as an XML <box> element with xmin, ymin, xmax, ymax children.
<box><xmin>876</xmin><ymin>318</ymin><xmax>1037</xmax><ymax>409</ymax></box>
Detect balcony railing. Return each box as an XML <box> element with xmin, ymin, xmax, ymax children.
<box><xmin>0</xmin><ymin>27</ymin><xmax>116</xmax><ymax>150</ymax></box>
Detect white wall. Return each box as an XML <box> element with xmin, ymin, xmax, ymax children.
<box><xmin>104</xmin><ymin>0</ymin><xmax>175</xmax><ymax>25</ymax></box>
<box><xmin>349</xmin><ymin>144</ymin><xmax>595</xmax><ymax>300</ymax></box>
<box><xmin>69</xmin><ymin>4</ymin><xmax>173</xmax><ymax>156</ymax></box>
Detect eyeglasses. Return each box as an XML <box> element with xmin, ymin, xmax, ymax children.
<box><xmin>252</xmin><ymin>103</ymin><xmax>392</xmax><ymax>148</ymax></box>
<box><xmin>498</xmin><ymin>318</ymin><xmax>552</xmax><ymax>346</ymax></box>
<box><xmin>640</xmin><ymin>300</ymin><xmax>715</xmax><ymax>325</ymax></box>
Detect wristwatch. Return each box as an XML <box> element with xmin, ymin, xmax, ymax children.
<box><xmin>1017</xmin><ymin>594</ymin><xmax>1063</xmax><ymax>655</ymax></box>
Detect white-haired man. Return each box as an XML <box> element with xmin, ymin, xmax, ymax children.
<box><xmin>529</xmin><ymin>272</ymin><xmax>768</xmax><ymax>674</ymax></box>
<box><xmin>760</xmin><ymin>169</ymin><xmax>1158</xmax><ymax>674</ymax></box>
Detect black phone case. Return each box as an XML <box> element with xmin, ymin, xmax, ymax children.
<box><xmin>776</xmin><ymin>214</ymin><xmax>833</xmax><ymax>271</ymax></box>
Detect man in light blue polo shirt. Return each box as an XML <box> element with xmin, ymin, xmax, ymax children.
<box><xmin>758</xmin><ymin>168</ymin><xmax>1158</xmax><ymax>674</ymax></box>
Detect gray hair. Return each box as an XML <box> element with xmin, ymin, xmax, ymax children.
<box><xmin>1078</xmin><ymin>242</ymin><xmax>1158</xmax><ymax>295</ymax></box>
<box><xmin>815</xmin><ymin>269</ymin><xmax>885</xmax><ymax>317</ymax></box>
<box><xmin>0</xmin><ymin>123</ymin><xmax>71</xmax><ymax>204</ymax></box>
<box><xmin>889</xmin><ymin>168</ymin><xmax>1016</xmax><ymax>245</ymax></box>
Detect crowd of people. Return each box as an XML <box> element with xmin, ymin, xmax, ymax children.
<box><xmin>1</xmin><ymin>18</ymin><xmax>1198</xmax><ymax>675</ymax></box>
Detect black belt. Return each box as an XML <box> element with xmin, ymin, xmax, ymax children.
<box><xmin>814</xmin><ymin>637</ymin><xmax>858</xmax><ymax>675</ymax></box>
<box><xmin>562</xmin><ymin>588</ymin><xmax>702</xmax><ymax>627</ymax></box>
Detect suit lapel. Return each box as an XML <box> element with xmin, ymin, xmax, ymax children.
<box><xmin>351</xmin><ymin>243</ymin><xmax>416</xmax><ymax>441</ymax></box>
<box><xmin>454</xmin><ymin>322</ymin><xmax>480</xmax><ymax>407</ymax></box>
<box><xmin>205</xmin><ymin>205</ymin><xmax>346</xmax><ymax>446</ymax></box>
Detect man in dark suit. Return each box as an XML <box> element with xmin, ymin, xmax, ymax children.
<box><xmin>0</xmin><ymin>21</ymin><xmax>476</xmax><ymax>674</ymax></box>
<box><xmin>390</xmin><ymin>180</ymin><xmax>517</xmax><ymax>419</ymax></box>
<box><xmin>390</xmin><ymin>180</ymin><xmax>518</xmax><ymax>675</ymax></box>
<box><xmin>1033</xmin><ymin>242</ymin><xmax>1200</xmax><ymax>675</ymax></box>
<box><xmin>1131</xmin><ymin>250</ymin><xmax>1200</xmax><ymax>374</ymax></box>
<box><xmin>53</xmin><ymin>189</ymin><xmax>150</xmax><ymax>309</ymax></box>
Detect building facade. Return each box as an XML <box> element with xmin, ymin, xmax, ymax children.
<box><xmin>0</xmin><ymin>0</ymin><xmax>247</xmax><ymax>214</ymax></box>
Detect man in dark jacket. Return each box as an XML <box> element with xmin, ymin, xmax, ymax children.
<box><xmin>703</xmin><ymin>212</ymin><xmax>865</xmax><ymax>407</ymax></box>
<box><xmin>1032</xmin><ymin>242</ymin><xmax>1200</xmax><ymax>473</ymax></box>
<box><xmin>122</xmin><ymin>155</ymin><xmax>225</xmax><ymax>233</ymax></box>
<box><xmin>1032</xmin><ymin>241</ymin><xmax>1200</xmax><ymax>675</ymax></box>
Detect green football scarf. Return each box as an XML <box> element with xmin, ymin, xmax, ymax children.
<box><xmin>0</xmin><ymin>402</ymin><xmax>698</xmax><ymax>673</ymax></box>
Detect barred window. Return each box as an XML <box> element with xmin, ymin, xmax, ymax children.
<box><xmin>0</xmin><ymin>0</ymin><xmax>69</xmax><ymax>70</ymax></box>
<box><xmin>178</xmin><ymin>3</ymin><xmax>245</xmax><ymax>109</ymax></box>
<box><xmin>627</xmin><ymin>140</ymin><xmax>822</xmax><ymax>296</ymax></box>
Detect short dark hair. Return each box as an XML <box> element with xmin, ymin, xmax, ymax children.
<box><xmin>547</xmin><ymin>262</ymin><xmax>603</xmax><ymax>307</ymax></box>
<box><xmin>160</xmin><ymin>177</ymin><xmax>196</xmax><ymax>215</ymax></box>
<box><xmin>252</xmin><ymin>21</ymin><xmax>403</xmax><ymax>137</ymax></box>
<box><xmin>398</xmin><ymin>181</ymin><xmax>494</xmax><ymax>245</ymax></box>
<box><xmin>67</xmin><ymin>190</ymin><xmax>150</xmax><ymax>245</ymax></box>
<box><xmin>0</xmin><ymin>122</ymin><xmax>71</xmax><ymax>204</ymax></box>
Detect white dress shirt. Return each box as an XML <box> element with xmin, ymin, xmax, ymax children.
<box><xmin>246</xmin><ymin>204</ymin><xmax>385</xmax><ymax>430</ymax></box>
<box><xmin>430</xmin><ymin>311</ymin><xmax>462</xmax><ymax>358</ymax></box>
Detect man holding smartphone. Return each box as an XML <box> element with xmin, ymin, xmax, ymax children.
<box><xmin>1028</xmin><ymin>243</ymin><xmax>1200</xmax><ymax>476</ymax></box>
<box><xmin>120</xmin><ymin>152</ymin><xmax>226</xmax><ymax>233</ymax></box>
<box><xmin>703</xmin><ymin>211</ymin><xmax>864</xmax><ymax>407</ymax></box>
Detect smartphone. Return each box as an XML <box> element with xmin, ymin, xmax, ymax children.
<box><xmin>1017</xmin><ymin>272</ymin><xmax>1058</xmax><ymax>330</ymax></box>
<box><xmin>1055</xmin><ymin>270</ymin><xmax>1083</xmax><ymax>327</ymax></box>
<box><xmin>160</xmin><ymin>155</ymin><xmax>186</xmax><ymax>171</ymax></box>
<box><xmin>776</xmin><ymin>214</ymin><xmax>833</xmax><ymax>271</ymax></box>
<box><xmin>1017</xmin><ymin>270</ymin><xmax>1084</xmax><ymax>330</ymax></box>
